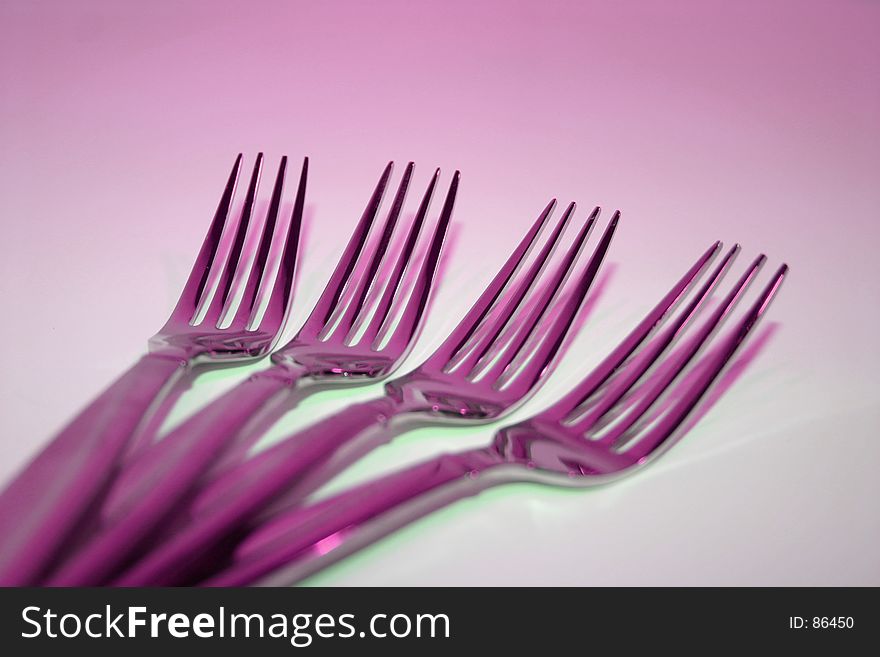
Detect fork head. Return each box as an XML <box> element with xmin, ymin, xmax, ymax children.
<box><xmin>271</xmin><ymin>162</ymin><xmax>459</xmax><ymax>383</ymax></box>
<box><xmin>490</xmin><ymin>244</ymin><xmax>788</xmax><ymax>482</ymax></box>
<box><xmin>149</xmin><ymin>153</ymin><xmax>308</xmax><ymax>363</ymax></box>
<box><xmin>386</xmin><ymin>201</ymin><xmax>620</xmax><ymax>421</ymax></box>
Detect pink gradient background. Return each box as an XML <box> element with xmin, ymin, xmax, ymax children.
<box><xmin>1</xmin><ymin>0</ymin><xmax>878</xmax><ymax>585</ymax></box>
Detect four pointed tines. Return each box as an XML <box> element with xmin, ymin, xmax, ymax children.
<box><xmin>538</xmin><ymin>240</ymin><xmax>788</xmax><ymax>466</ymax></box>
<box><xmin>295</xmin><ymin>161</ymin><xmax>460</xmax><ymax>353</ymax></box>
<box><xmin>168</xmin><ymin>153</ymin><xmax>308</xmax><ymax>336</ymax></box>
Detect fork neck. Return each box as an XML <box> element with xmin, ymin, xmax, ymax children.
<box><xmin>491</xmin><ymin>419</ymin><xmax>634</xmax><ymax>477</ymax></box>
<box><xmin>254</xmin><ymin>355</ymin><xmax>306</xmax><ymax>384</ymax></box>
<box><xmin>145</xmin><ymin>343</ymin><xmax>196</xmax><ymax>363</ymax></box>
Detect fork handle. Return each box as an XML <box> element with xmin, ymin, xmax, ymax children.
<box><xmin>203</xmin><ymin>447</ymin><xmax>505</xmax><ymax>586</ymax></box>
<box><xmin>0</xmin><ymin>353</ymin><xmax>186</xmax><ymax>586</ymax></box>
<box><xmin>45</xmin><ymin>366</ymin><xmax>299</xmax><ymax>586</ymax></box>
<box><xmin>112</xmin><ymin>395</ymin><xmax>401</xmax><ymax>586</ymax></box>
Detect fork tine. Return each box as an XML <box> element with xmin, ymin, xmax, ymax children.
<box><xmin>201</xmin><ymin>153</ymin><xmax>264</xmax><ymax>326</ymax></box>
<box><xmin>361</xmin><ymin>168</ymin><xmax>440</xmax><ymax>345</ymax></box>
<box><xmin>479</xmin><ymin>206</ymin><xmax>599</xmax><ymax>382</ymax></box>
<box><xmin>544</xmin><ymin>241</ymin><xmax>722</xmax><ymax>421</ymax></box>
<box><xmin>229</xmin><ymin>156</ymin><xmax>287</xmax><ymax>329</ymax></box>
<box><xmin>332</xmin><ymin>163</ymin><xmax>414</xmax><ymax>340</ymax></box>
<box><xmin>259</xmin><ymin>157</ymin><xmax>309</xmax><ymax>332</ymax></box>
<box><xmin>382</xmin><ymin>170</ymin><xmax>459</xmax><ymax>347</ymax></box>
<box><xmin>297</xmin><ymin>162</ymin><xmax>394</xmax><ymax>338</ymax></box>
<box><xmin>626</xmin><ymin>263</ymin><xmax>788</xmax><ymax>462</ymax></box>
<box><xmin>167</xmin><ymin>154</ymin><xmax>242</xmax><ymax>324</ymax></box>
<box><xmin>421</xmin><ymin>199</ymin><xmax>557</xmax><ymax>371</ymax></box>
<box><xmin>512</xmin><ymin>211</ymin><xmax>620</xmax><ymax>391</ymax></box>
<box><xmin>598</xmin><ymin>253</ymin><xmax>767</xmax><ymax>447</ymax></box>
<box><xmin>453</xmin><ymin>202</ymin><xmax>577</xmax><ymax>376</ymax></box>
<box><xmin>566</xmin><ymin>244</ymin><xmax>739</xmax><ymax>431</ymax></box>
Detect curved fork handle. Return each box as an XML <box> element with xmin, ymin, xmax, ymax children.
<box><xmin>203</xmin><ymin>448</ymin><xmax>503</xmax><ymax>586</ymax></box>
<box><xmin>45</xmin><ymin>367</ymin><xmax>298</xmax><ymax>586</ymax></box>
<box><xmin>0</xmin><ymin>353</ymin><xmax>185</xmax><ymax>586</ymax></box>
<box><xmin>112</xmin><ymin>396</ymin><xmax>401</xmax><ymax>586</ymax></box>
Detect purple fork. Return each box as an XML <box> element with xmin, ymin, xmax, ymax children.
<box><xmin>0</xmin><ymin>154</ymin><xmax>306</xmax><ymax>586</ymax></box>
<box><xmin>45</xmin><ymin>162</ymin><xmax>458</xmax><ymax>586</ymax></box>
<box><xmin>112</xmin><ymin>200</ymin><xmax>620</xmax><ymax>586</ymax></box>
<box><xmin>203</xmin><ymin>243</ymin><xmax>788</xmax><ymax>587</ymax></box>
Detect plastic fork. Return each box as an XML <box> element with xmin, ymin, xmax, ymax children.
<box><xmin>0</xmin><ymin>154</ymin><xmax>308</xmax><ymax>586</ymax></box>
<box><xmin>45</xmin><ymin>162</ymin><xmax>458</xmax><ymax>585</ymax></box>
<box><xmin>203</xmin><ymin>243</ymin><xmax>788</xmax><ymax>586</ymax></box>
<box><xmin>113</xmin><ymin>200</ymin><xmax>620</xmax><ymax>586</ymax></box>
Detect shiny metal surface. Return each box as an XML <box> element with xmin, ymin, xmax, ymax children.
<box><xmin>113</xmin><ymin>200</ymin><xmax>619</xmax><ymax>585</ymax></box>
<box><xmin>45</xmin><ymin>162</ymin><xmax>458</xmax><ymax>585</ymax></box>
<box><xmin>0</xmin><ymin>154</ymin><xmax>308</xmax><ymax>585</ymax></box>
<box><xmin>205</xmin><ymin>243</ymin><xmax>787</xmax><ymax>586</ymax></box>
